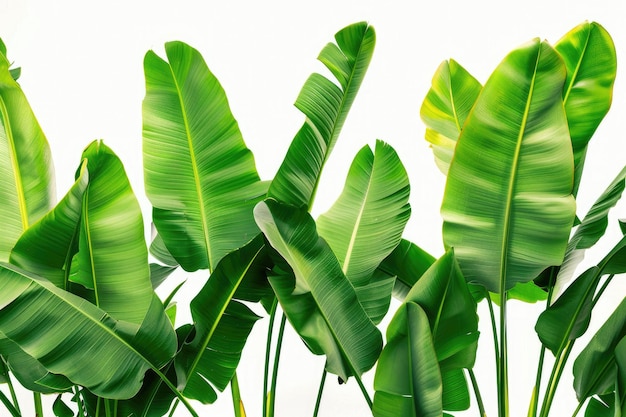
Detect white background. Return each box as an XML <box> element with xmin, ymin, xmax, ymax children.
<box><xmin>1</xmin><ymin>1</ymin><xmax>626</xmax><ymax>416</ymax></box>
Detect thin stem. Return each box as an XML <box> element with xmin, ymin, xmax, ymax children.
<box><xmin>267</xmin><ymin>314</ymin><xmax>287</xmax><ymax>417</ymax></box>
<box><xmin>539</xmin><ymin>339</ymin><xmax>574</xmax><ymax>417</ymax></box>
<box><xmin>167</xmin><ymin>400</ymin><xmax>179</xmax><ymax>417</ymax></box>
<box><xmin>0</xmin><ymin>359</ymin><xmax>21</xmax><ymax>415</ymax></box>
<box><xmin>591</xmin><ymin>274</ymin><xmax>614</xmax><ymax>308</ymax></box>
<box><xmin>467</xmin><ymin>369</ymin><xmax>486</xmax><ymax>417</ymax></box>
<box><xmin>354</xmin><ymin>374</ymin><xmax>373</xmax><ymax>409</ymax></box>
<box><xmin>231</xmin><ymin>373</ymin><xmax>245</xmax><ymax>417</ymax></box>
<box><xmin>486</xmin><ymin>295</ymin><xmax>500</xmax><ymax>365</ymax></box>
<box><xmin>570</xmin><ymin>399</ymin><xmax>584</xmax><ymax>417</ymax></box>
<box><xmin>33</xmin><ymin>392</ymin><xmax>43</xmax><ymax>417</ymax></box>
<box><xmin>312</xmin><ymin>370</ymin><xmax>327</xmax><ymax>417</ymax></box>
<box><xmin>0</xmin><ymin>388</ymin><xmax>21</xmax><ymax>417</ymax></box>
<box><xmin>498</xmin><ymin>292</ymin><xmax>509</xmax><ymax>417</ymax></box>
<box><xmin>74</xmin><ymin>387</ymin><xmax>84</xmax><ymax>417</ymax></box>
<box><xmin>263</xmin><ymin>299</ymin><xmax>278</xmax><ymax>417</ymax></box>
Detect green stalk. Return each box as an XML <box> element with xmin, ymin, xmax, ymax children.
<box><xmin>486</xmin><ymin>295</ymin><xmax>500</xmax><ymax>365</ymax></box>
<box><xmin>570</xmin><ymin>399</ymin><xmax>584</xmax><ymax>417</ymax></box>
<box><xmin>33</xmin><ymin>392</ymin><xmax>43</xmax><ymax>417</ymax></box>
<box><xmin>267</xmin><ymin>314</ymin><xmax>287</xmax><ymax>417</ymax></box>
<box><xmin>498</xmin><ymin>292</ymin><xmax>509</xmax><ymax>417</ymax></box>
<box><xmin>539</xmin><ymin>339</ymin><xmax>574</xmax><ymax>417</ymax></box>
<box><xmin>231</xmin><ymin>373</ymin><xmax>245</xmax><ymax>417</ymax></box>
<box><xmin>468</xmin><ymin>369</ymin><xmax>486</xmax><ymax>417</ymax></box>
<box><xmin>167</xmin><ymin>400</ymin><xmax>179</xmax><ymax>417</ymax></box>
<box><xmin>312</xmin><ymin>370</ymin><xmax>327</xmax><ymax>417</ymax></box>
<box><xmin>263</xmin><ymin>299</ymin><xmax>278</xmax><ymax>417</ymax></box>
<box><xmin>74</xmin><ymin>387</ymin><xmax>85</xmax><ymax>417</ymax></box>
<box><xmin>0</xmin><ymin>359</ymin><xmax>20</xmax><ymax>415</ymax></box>
<box><xmin>354</xmin><ymin>374</ymin><xmax>373</xmax><ymax>409</ymax></box>
<box><xmin>591</xmin><ymin>274</ymin><xmax>614</xmax><ymax>308</ymax></box>
<box><xmin>0</xmin><ymin>388</ymin><xmax>21</xmax><ymax>417</ymax></box>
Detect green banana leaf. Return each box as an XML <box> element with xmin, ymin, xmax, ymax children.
<box><xmin>143</xmin><ymin>40</ymin><xmax>268</xmax><ymax>273</ymax></box>
<box><xmin>441</xmin><ymin>369</ymin><xmax>470</xmax><ymax>411</ymax></box>
<box><xmin>420</xmin><ymin>59</ymin><xmax>482</xmax><ymax>175</ymax></box>
<box><xmin>441</xmin><ymin>39</ymin><xmax>575</xmax><ymax>293</ymax></box>
<box><xmin>573</xmin><ymin>298</ymin><xmax>626</xmax><ymax>402</ymax></box>
<box><xmin>584</xmin><ymin>393</ymin><xmax>615</xmax><ymax>417</ymax></box>
<box><xmin>0</xmin><ymin>39</ymin><xmax>21</xmax><ymax>81</ymax></box>
<box><xmin>175</xmin><ymin>235</ymin><xmax>270</xmax><ymax>404</ymax></box>
<box><xmin>254</xmin><ymin>199</ymin><xmax>382</xmax><ymax>380</ymax></box>
<box><xmin>12</xmin><ymin>140</ymin><xmax>155</xmax><ymax>326</ymax></box>
<box><xmin>0</xmin><ymin>42</ymin><xmax>54</xmax><ymax>262</ymax></box>
<box><xmin>555</xmin><ymin>21</ymin><xmax>617</xmax><ymax>195</ymax></box>
<box><xmin>52</xmin><ymin>395</ymin><xmax>73</xmax><ymax>417</ymax></box>
<box><xmin>377</xmin><ymin>239</ymin><xmax>436</xmax><ymax>300</ymax></box>
<box><xmin>268</xmin><ymin>22</ymin><xmax>375</xmax><ymax>209</ymax></box>
<box><xmin>373</xmin><ymin>302</ymin><xmax>442</xmax><ymax>417</ymax></box>
<box><xmin>0</xmin><ymin>263</ymin><xmax>177</xmax><ymax>399</ymax></box>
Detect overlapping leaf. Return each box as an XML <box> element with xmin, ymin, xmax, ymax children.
<box><xmin>143</xmin><ymin>41</ymin><xmax>268</xmax><ymax>273</ymax></box>
<box><xmin>377</xmin><ymin>239</ymin><xmax>436</xmax><ymax>300</ymax></box>
<box><xmin>254</xmin><ymin>199</ymin><xmax>382</xmax><ymax>380</ymax></box>
<box><xmin>268</xmin><ymin>22</ymin><xmax>375</xmax><ymax>209</ymax></box>
<box><xmin>441</xmin><ymin>39</ymin><xmax>576</xmax><ymax>293</ymax></box>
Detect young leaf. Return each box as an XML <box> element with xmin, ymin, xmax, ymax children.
<box><xmin>441</xmin><ymin>39</ymin><xmax>575</xmax><ymax>293</ymax></box>
<box><xmin>143</xmin><ymin>41</ymin><xmax>268</xmax><ymax>273</ymax></box>
<box><xmin>254</xmin><ymin>199</ymin><xmax>382</xmax><ymax>380</ymax></box>
<box><xmin>420</xmin><ymin>59</ymin><xmax>482</xmax><ymax>174</ymax></box>
<box><xmin>268</xmin><ymin>22</ymin><xmax>375</xmax><ymax>209</ymax></box>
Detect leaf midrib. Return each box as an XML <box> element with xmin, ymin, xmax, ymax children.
<box><xmin>562</xmin><ymin>26</ymin><xmax>591</xmax><ymax>106</ymax></box>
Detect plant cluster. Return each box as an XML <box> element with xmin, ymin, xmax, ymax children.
<box><xmin>0</xmin><ymin>20</ymin><xmax>624</xmax><ymax>417</ymax></box>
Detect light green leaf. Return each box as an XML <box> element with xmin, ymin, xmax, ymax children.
<box><xmin>0</xmin><ymin>42</ymin><xmax>54</xmax><ymax>261</ymax></box>
<box><xmin>373</xmin><ymin>302</ymin><xmax>442</xmax><ymax>417</ymax></box>
<box><xmin>268</xmin><ymin>22</ymin><xmax>375</xmax><ymax>209</ymax></box>
<box><xmin>143</xmin><ymin>41</ymin><xmax>268</xmax><ymax>273</ymax></box>
<box><xmin>573</xmin><ymin>298</ymin><xmax>626</xmax><ymax>401</ymax></box>
<box><xmin>318</xmin><ymin>140</ymin><xmax>410</xmax><ymax>287</ymax></box>
<box><xmin>255</xmin><ymin>199</ymin><xmax>382</xmax><ymax>380</ymax></box>
<box><xmin>0</xmin><ymin>263</ymin><xmax>177</xmax><ymax>399</ymax></box>
<box><xmin>556</xmin><ymin>21</ymin><xmax>617</xmax><ymax>195</ymax></box>
<box><xmin>420</xmin><ymin>59</ymin><xmax>482</xmax><ymax>174</ymax></box>
<box><xmin>441</xmin><ymin>39</ymin><xmax>575</xmax><ymax>293</ymax></box>
<box><xmin>377</xmin><ymin>239</ymin><xmax>436</xmax><ymax>300</ymax></box>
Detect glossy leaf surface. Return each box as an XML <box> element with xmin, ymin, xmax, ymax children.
<box><xmin>378</xmin><ymin>239</ymin><xmax>436</xmax><ymax>300</ymax></box>
<box><xmin>268</xmin><ymin>22</ymin><xmax>375</xmax><ymax>209</ymax></box>
<box><xmin>420</xmin><ymin>59</ymin><xmax>482</xmax><ymax>174</ymax></box>
<box><xmin>441</xmin><ymin>39</ymin><xmax>575</xmax><ymax>293</ymax></box>
<box><xmin>255</xmin><ymin>199</ymin><xmax>382</xmax><ymax>380</ymax></box>
<box><xmin>143</xmin><ymin>41</ymin><xmax>267</xmax><ymax>272</ymax></box>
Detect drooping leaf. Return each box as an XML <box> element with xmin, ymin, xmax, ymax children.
<box><xmin>377</xmin><ymin>239</ymin><xmax>436</xmax><ymax>300</ymax></box>
<box><xmin>268</xmin><ymin>22</ymin><xmax>375</xmax><ymax>209</ymax></box>
<box><xmin>0</xmin><ymin>42</ymin><xmax>54</xmax><ymax>262</ymax></box>
<box><xmin>373</xmin><ymin>302</ymin><xmax>442</xmax><ymax>417</ymax></box>
<box><xmin>52</xmin><ymin>395</ymin><xmax>73</xmax><ymax>417</ymax></box>
<box><xmin>555</xmin><ymin>21</ymin><xmax>617</xmax><ymax>195</ymax></box>
<box><xmin>175</xmin><ymin>235</ymin><xmax>270</xmax><ymax>403</ymax></box>
<box><xmin>149</xmin><ymin>263</ymin><xmax>178</xmax><ymax>290</ymax></box>
<box><xmin>441</xmin><ymin>369</ymin><xmax>470</xmax><ymax>411</ymax></box>
<box><xmin>143</xmin><ymin>41</ymin><xmax>268</xmax><ymax>273</ymax></box>
<box><xmin>573</xmin><ymin>298</ymin><xmax>626</xmax><ymax>402</ymax></box>
<box><xmin>254</xmin><ymin>199</ymin><xmax>382</xmax><ymax>380</ymax></box>
<box><xmin>441</xmin><ymin>39</ymin><xmax>575</xmax><ymax>293</ymax></box>
<box><xmin>420</xmin><ymin>59</ymin><xmax>482</xmax><ymax>174</ymax></box>
<box><xmin>0</xmin><ymin>263</ymin><xmax>177</xmax><ymax>399</ymax></box>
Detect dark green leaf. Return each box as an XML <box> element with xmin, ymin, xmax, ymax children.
<box><xmin>52</xmin><ymin>395</ymin><xmax>73</xmax><ymax>417</ymax></box>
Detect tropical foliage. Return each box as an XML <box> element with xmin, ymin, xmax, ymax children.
<box><xmin>0</xmin><ymin>20</ymin><xmax>624</xmax><ymax>417</ymax></box>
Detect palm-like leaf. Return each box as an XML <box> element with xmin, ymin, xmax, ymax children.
<box><xmin>254</xmin><ymin>199</ymin><xmax>382</xmax><ymax>380</ymax></box>
<box><xmin>0</xmin><ymin>263</ymin><xmax>176</xmax><ymax>399</ymax></box>
<box><xmin>420</xmin><ymin>60</ymin><xmax>482</xmax><ymax>175</ymax></box>
<box><xmin>268</xmin><ymin>22</ymin><xmax>375</xmax><ymax>209</ymax></box>
<box><xmin>143</xmin><ymin>41</ymin><xmax>267</xmax><ymax>273</ymax></box>
<box><xmin>556</xmin><ymin>21</ymin><xmax>616</xmax><ymax>195</ymax></box>
<box><xmin>441</xmin><ymin>39</ymin><xmax>575</xmax><ymax>293</ymax></box>
<box><xmin>0</xmin><ymin>44</ymin><xmax>54</xmax><ymax>261</ymax></box>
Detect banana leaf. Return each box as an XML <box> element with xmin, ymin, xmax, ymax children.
<box><xmin>420</xmin><ymin>59</ymin><xmax>482</xmax><ymax>175</ymax></box>
<box><xmin>0</xmin><ymin>263</ymin><xmax>177</xmax><ymax>399</ymax></box>
<box><xmin>268</xmin><ymin>22</ymin><xmax>375</xmax><ymax>209</ymax></box>
<box><xmin>254</xmin><ymin>199</ymin><xmax>382</xmax><ymax>380</ymax></box>
<box><xmin>0</xmin><ymin>41</ymin><xmax>54</xmax><ymax>262</ymax></box>
<box><xmin>143</xmin><ymin>40</ymin><xmax>268</xmax><ymax>273</ymax></box>
<box><xmin>441</xmin><ymin>39</ymin><xmax>575</xmax><ymax>293</ymax></box>
<box><xmin>0</xmin><ymin>39</ymin><xmax>20</xmax><ymax>81</ymax></box>
<box><xmin>377</xmin><ymin>239</ymin><xmax>436</xmax><ymax>300</ymax></box>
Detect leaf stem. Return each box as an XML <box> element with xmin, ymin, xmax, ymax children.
<box><xmin>312</xmin><ymin>370</ymin><xmax>327</xmax><ymax>417</ymax></box>
<box><xmin>486</xmin><ymin>295</ymin><xmax>500</xmax><ymax>365</ymax></box>
<box><xmin>539</xmin><ymin>339</ymin><xmax>573</xmax><ymax>417</ymax></box>
<box><xmin>570</xmin><ymin>399</ymin><xmax>584</xmax><ymax>417</ymax></box>
<box><xmin>354</xmin><ymin>373</ymin><xmax>373</xmax><ymax>409</ymax></box>
<box><xmin>167</xmin><ymin>399</ymin><xmax>179</xmax><ymax>417</ymax></box>
<box><xmin>468</xmin><ymin>369</ymin><xmax>486</xmax><ymax>417</ymax></box>
<box><xmin>33</xmin><ymin>392</ymin><xmax>43</xmax><ymax>417</ymax></box>
<box><xmin>0</xmin><ymin>358</ymin><xmax>20</xmax><ymax>415</ymax></box>
<box><xmin>498</xmin><ymin>292</ymin><xmax>509</xmax><ymax>417</ymax></box>
<box><xmin>0</xmin><ymin>388</ymin><xmax>21</xmax><ymax>417</ymax></box>
<box><xmin>267</xmin><ymin>313</ymin><xmax>287</xmax><ymax>417</ymax></box>
<box><xmin>231</xmin><ymin>373</ymin><xmax>245</xmax><ymax>417</ymax></box>
<box><xmin>591</xmin><ymin>274</ymin><xmax>614</xmax><ymax>308</ymax></box>
<box><xmin>263</xmin><ymin>299</ymin><xmax>278</xmax><ymax>417</ymax></box>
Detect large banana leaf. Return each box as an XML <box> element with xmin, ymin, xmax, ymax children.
<box><xmin>268</xmin><ymin>22</ymin><xmax>375</xmax><ymax>209</ymax></box>
<box><xmin>420</xmin><ymin>59</ymin><xmax>482</xmax><ymax>175</ymax></box>
<box><xmin>573</xmin><ymin>298</ymin><xmax>626</xmax><ymax>402</ymax></box>
<box><xmin>317</xmin><ymin>140</ymin><xmax>410</xmax><ymax>287</ymax></box>
<box><xmin>175</xmin><ymin>235</ymin><xmax>270</xmax><ymax>404</ymax></box>
<box><xmin>0</xmin><ymin>263</ymin><xmax>177</xmax><ymax>399</ymax></box>
<box><xmin>372</xmin><ymin>302</ymin><xmax>442</xmax><ymax>417</ymax></box>
<box><xmin>0</xmin><ymin>43</ymin><xmax>54</xmax><ymax>261</ymax></box>
<box><xmin>11</xmin><ymin>141</ymin><xmax>155</xmax><ymax>325</ymax></box>
<box><xmin>143</xmin><ymin>41</ymin><xmax>268</xmax><ymax>273</ymax></box>
<box><xmin>555</xmin><ymin>21</ymin><xmax>616</xmax><ymax>195</ymax></box>
<box><xmin>254</xmin><ymin>199</ymin><xmax>382</xmax><ymax>380</ymax></box>
<box><xmin>441</xmin><ymin>39</ymin><xmax>576</xmax><ymax>293</ymax></box>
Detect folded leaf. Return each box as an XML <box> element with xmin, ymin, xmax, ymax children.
<box><xmin>377</xmin><ymin>239</ymin><xmax>436</xmax><ymax>300</ymax></box>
